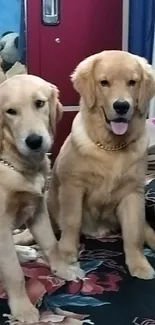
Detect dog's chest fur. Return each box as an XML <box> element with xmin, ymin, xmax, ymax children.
<box><xmin>82</xmin><ymin>144</ymin><xmax>146</xmax><ymax>222</ymax></box>
<box><xmin>14</xmin><ymin>193</ymin><xmax>40</xmax><ymax>228</ymax></box>
<box><xmin>8</xmin><ymin>173</ymin><xmax>45</xmax><ymax>229</ymax></box>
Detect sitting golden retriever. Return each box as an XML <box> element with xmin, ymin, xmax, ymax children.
<box><xmin>0</xmin><ymin>75</ymin><xmax>83</xmax><ymax>323</ymax></box>
<box><xmin>48</xmin><ymin>50</ymin><xmax>155</xmax><ymax>280</ymax></box>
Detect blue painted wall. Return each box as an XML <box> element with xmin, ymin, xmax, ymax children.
<box><xmin>0</xmin><ymin>0</ymin><xmax>20</xmax><ymax>36</ymax></box>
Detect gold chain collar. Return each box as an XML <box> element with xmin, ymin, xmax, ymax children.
<box><xmin>0</xmin><ymin>154</ymin><xmax>52</xmax><ymax>192</ymax></box>
<box><xmin>95</xmin><ymin>141</ymin><xmax>129</xmax><ymax>151</ymax></box>
<box><xmin>0</xmin><ymin>158</ymin><xmax>15</xmax><ymax>170</ymax></box>
<box><xmin>0</xmin><ymin>153</ymin><xmax>52</xmax><ymax>171</ymax></box>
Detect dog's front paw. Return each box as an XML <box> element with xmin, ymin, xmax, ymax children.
<box><xmin>128</xmin><ymin>259</ymin><xmax>155</xmax><ymax>280</ymax></box>
<box><xmin>10</xmin><ymin>298</ymin><xmax>39</xmax><ymax>323</ymax></box>
<box><xmin>64</xmin><ymin>263</ymin><xmax>85</xmax><ymax>281</ymax></box>
<box><xmin>50</xmin><ymin>256</ymin><xmax>85</xmax><ymax>281</ymax></box>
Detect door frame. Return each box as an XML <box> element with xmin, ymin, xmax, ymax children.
<box><xmin>122</xmin><ymin>0</ymin><xmax>129</xmax><ymax>52</ymax></box>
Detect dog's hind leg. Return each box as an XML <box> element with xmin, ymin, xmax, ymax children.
<box><xmin>13</xmin><ymin>228</ymin><xmax>34</xmax><ymax>245</ymax></box>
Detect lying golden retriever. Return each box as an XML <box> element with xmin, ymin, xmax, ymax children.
<box><xmin>0</xmin><ymin>75</ymin><xmax>83</xmax><ymax>323</ymax></box>
<box><xmin>48</xmin><ymin>50</ymin><xmax>155</xmax><ymax>280</ymax></box>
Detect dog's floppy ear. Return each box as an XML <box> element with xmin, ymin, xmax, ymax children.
<box><xmin>49</xmin><ymin>83</ymin><xmax>63</xmax><ymax>135</ymax></box>
<box><xmin>137</xmin><ymin>56</ymin><xmax>155</xmax><ymax>111</ymax></box>
<box><xmin>71</xmin><ymin>53</ymin><xmax>100</xmax><ymax>108</ymax></box>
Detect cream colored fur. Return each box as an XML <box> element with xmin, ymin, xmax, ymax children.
<box><xmin>0</xmin><ymin>75</ymin><xmax>83</xmax><ymax>323</ymax></box>
<box><xmin>48</xmin><ymin>51</ymin><xmax>155</xmax><ymax>280</ymax></box>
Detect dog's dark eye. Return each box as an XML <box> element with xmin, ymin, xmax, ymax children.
<box><xmin>6</xmin><ymin>108</ymin><xmax>17</xmax><ymax>115</ymax></box>
<box><xmin>100</xmin><ymin>80</ymin><xmax>109</xmax><ymax>87</ymax></box>
<box><xmin>128</xmin><ymin>80</ymin><xmax>136</xmax><ymax>86</ymax></box>
<box><xmin>35</xmin><ymin>100</ymin><xmax>45</xmax><ymax>108</ymax></box>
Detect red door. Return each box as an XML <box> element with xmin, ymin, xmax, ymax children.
<box><xmin>26</xmin><ymin>0</ymin><xmax>123</xmax><ymax>158</ymax></box>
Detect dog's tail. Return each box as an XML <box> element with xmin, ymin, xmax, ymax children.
<box><xmin>145</xmin><ymin>222</ymin><xmax>155</xmax><ymax>250</ymax></box>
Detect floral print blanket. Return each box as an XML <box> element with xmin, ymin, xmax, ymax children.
<box><xmin>1</xmin><ymin>225</ymin><xmax>155</xmax><ymax>325</ymax></box>
<box><xmin>1</xmin><ymin>120</ymin><xmax>155</xmax><ymax>325</ymax></box>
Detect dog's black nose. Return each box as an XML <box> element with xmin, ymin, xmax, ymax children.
<box><xmin>113</xmin><ymin>100</ymin><xmax>130</xmax><ymax>115</ymax></box>
<box><xmin>25</xmin><ymin>134</ymin><xmax>43</xmax><ymax>150</ymax></box>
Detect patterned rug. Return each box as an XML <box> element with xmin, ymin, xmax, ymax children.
<box><xmin>0</xmin><ymin>179</ymin><xmax>155</xmax><ymax>325</ymax></box>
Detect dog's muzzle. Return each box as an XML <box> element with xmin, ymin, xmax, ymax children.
<box><xmin>25</xmin><ymin>133</ymin><xmax>43</xmax><ymax>151</ymax></box>
<box><xmin>113</xmin><ymin>100</ymin><xmax>130</xmax><ymax>115</ymax></box>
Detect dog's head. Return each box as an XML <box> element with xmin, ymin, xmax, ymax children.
<box><xmin>71</xmin><ymin>51</ymin><xmax>155</xmax><ymax>136</ymax></box>
<box><xmin>0</xmin><ymin>74</ymin><xmax>63</xmax><ymax>157</ymax></box>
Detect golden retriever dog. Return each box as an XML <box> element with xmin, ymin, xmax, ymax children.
<box><xmin>48</xmin><ymin>50</ymin><xmax>155</xmax><ymax>280</ymax></box>
<box><xmin>0</xmin><ymin>75</ymin><xmax>83</xmax><ymax>323</ymax></box>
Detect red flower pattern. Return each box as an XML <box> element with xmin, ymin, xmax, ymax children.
<box><xmin>0</xmin><ymin>260</ymin><xmax>65</xmax><ymax>304</ymax></box>
<box><xmin>68</xmin><ymin>272</ymin><xmax>122</xmax><ymax>295</ymax></box>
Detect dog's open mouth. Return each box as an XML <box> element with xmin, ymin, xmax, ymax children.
<box><xmin>110</xmin><ymin>118</ymin><xmax>129</xmax><ymax>135</ymax></box>
<box><xmin>102</xmin><ymin>107</ymin><xmax>129</xmax><ymax>135</ymax></box>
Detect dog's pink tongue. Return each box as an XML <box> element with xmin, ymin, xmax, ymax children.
<box><xmin>110</xmin><ymin>121</ymin><xmax>128</xmax><ymax>135</ymax></box>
